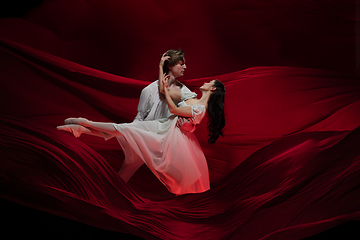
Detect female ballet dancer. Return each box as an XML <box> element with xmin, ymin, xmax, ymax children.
<box><xmin>57</xmin><ymin>75</ymin><xmax>225</xmax><ymax>195</ymax></box>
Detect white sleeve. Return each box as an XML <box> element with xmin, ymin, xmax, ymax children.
<box><xmin>181</xmin><ymin>85</ymin><xmax>197</xmax><ymax>102</ymax></box>
<box><xmin>134</xmin><ymin>81</ymin><xmax>157</xmax><ymax>121</ymax></box>
<box><xmin>191</xmin><ymin>104</ymin><xmax>206</xmax><ymax>125</ymax></box>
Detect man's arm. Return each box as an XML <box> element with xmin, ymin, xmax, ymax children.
<box><xmin>177</xmin><ymin>117</ymin><xmax>197</xmax><ymax>132</ymax></box>
<box><xmin>134</xmin><ymin>83</ymin><xmax>154</xmax><ymax>121</ymax></box>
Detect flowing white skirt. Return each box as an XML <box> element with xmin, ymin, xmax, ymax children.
<box><xmin>110</xmin><ymin>116</ymin><xmax>210</xmax><ymax>195</ymax></box>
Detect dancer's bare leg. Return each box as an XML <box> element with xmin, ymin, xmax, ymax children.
<box><xmin>62</xmin><ymin>118</ymin><xmax>143</xmax><ymax>182</ymax></box>
<box><xmin>57</xmin><ymin>124</ymin><xmax>106</xmax><ymax>138</ymax></box>
<box><xmin>64</xmin><ymin>117</ymin><xmax>120</xmax><ymax>136</ymax></box>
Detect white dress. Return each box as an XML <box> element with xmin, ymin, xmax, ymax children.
<box><xmin>108</xmin><ymin>102</ymin><xmax>210</xmax><ymax>195</ymax></box>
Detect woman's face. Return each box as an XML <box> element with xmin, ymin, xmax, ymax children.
<box><xmin>200</xmin><ymin>80</ymin><xmax>216</xmax><ymax>91</ymax></box>
<box><xmin>169</xmin><ymin>59</ymin><xmax>186</xmax><ymax>78</ymax></box>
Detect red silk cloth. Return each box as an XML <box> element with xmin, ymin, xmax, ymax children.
<box><xmin>0</xmin><ymin>0</ymin><xmax>359</xmax><ymax>239</ymax></box>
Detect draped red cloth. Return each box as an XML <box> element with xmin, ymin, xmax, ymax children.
<box><xmin>0</xmin><ymin>0</ymin><xmax>359</xmax><ymax>239</ymax></box>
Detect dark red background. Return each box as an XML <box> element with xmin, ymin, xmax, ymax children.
<box><xmin>0</xmin><ymin>1</ymin><xmax>359</xmax><ymax>239</ymax></box>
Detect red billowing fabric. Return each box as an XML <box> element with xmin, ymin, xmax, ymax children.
<box><xmin>0</xmin><ymin>0</ymin><xmax>359</xmax><ymax>239</ymax></box>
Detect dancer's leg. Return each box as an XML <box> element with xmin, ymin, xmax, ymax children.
<box><xmin>62</xmin><ymin>118</ymin><xmax>144</xmax><ymax>182</ymax></box>
<box><xmin>118</xmin><ymin>157</ymin><xmax>144</xmax><ymax>182</ymax></box>
<box><xmin>57</xmin><ymin>124</ymin><xmax>105</xmax><ymax>138</ymax></box>
<box><xmin>64</xmin><ymin>117</ymin><xmax>120</xmax><ymax>135</ymax></box>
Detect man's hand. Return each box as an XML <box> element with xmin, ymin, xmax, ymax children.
<box><xmin>177</xmin><ymin>117</ymin><xmax>196</xmax><ymax>132</ymax></box>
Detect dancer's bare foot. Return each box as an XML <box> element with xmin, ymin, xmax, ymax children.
<box><xmin>57</xmin><ymin>124</ymin><xmax>88</xmax><ymax>138</ymax></box>
<box><xmin>64</xmin><ymin>117</ymin><xmax>91</xmax><ymax>126</ymax></box>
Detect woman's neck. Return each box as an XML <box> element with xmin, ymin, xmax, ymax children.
<box><xmin>192</xmin><ymin>90</ymin><xmax>211</xmax><ymax>108</ymax></box>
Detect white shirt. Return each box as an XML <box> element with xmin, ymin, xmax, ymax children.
<box><xmin>134</xmin><ymin>80</ymin><xmax>197</xmax><ymax>122</ymax></box>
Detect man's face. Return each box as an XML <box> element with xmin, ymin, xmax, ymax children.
<box><xmin>169</xmin><ymin>58</ymin><xmax>186</xmax><ymax>78</ymax></box>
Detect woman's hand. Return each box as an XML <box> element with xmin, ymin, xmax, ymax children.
<box><xmin>162</xmin><ymin>73</ymin><xmax>170</xmax><ymax>90</ymax></box>
<box><xmin>159</xmin><ymin>52</ymin><xmax>170</xmax><ymax>94</ymax></box>
<box><xmin>159</xmin><ymin>52</ymin><xmax>170</xmax><ymax>69</ymax></box>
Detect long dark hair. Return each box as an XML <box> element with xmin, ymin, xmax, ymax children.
<box><xmin>207</xmin><ymin>80</ymin><xmax>225</xmax><ymax>144</ymax></box>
